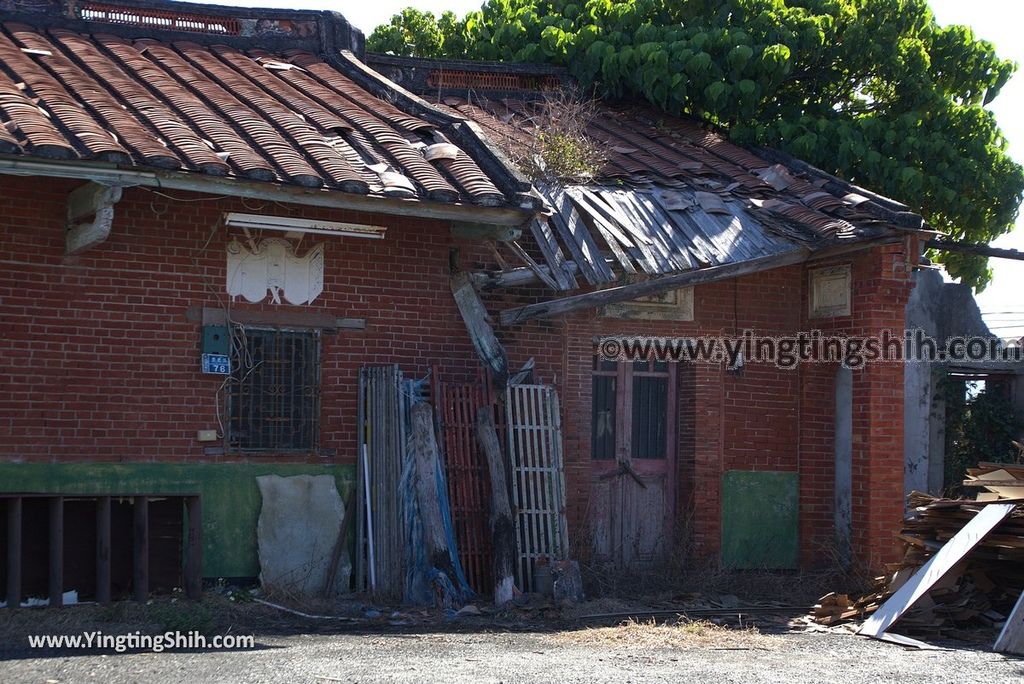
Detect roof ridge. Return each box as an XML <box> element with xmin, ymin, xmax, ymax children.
<box><xmin>0</xmin><ymin>0</ymin><xmax>365</xmax><ymax>55</ymax></box>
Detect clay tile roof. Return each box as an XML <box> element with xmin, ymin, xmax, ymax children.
<box><xmin>433</xmin><ymin>95</ymin><xmax>898</xmax><ymax>239</ymax></box>
<box><xmin>0</xmin><ymin>16</ymin><xmax>524</xmax><ymax>207</ymax></box>
<box><xmin>368</xmin><ymin>54</ymin><xmax>930</xmax><ymax>290</ymax></box>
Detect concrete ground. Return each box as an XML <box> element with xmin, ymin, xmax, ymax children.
<box><xmin>2</xmin><ymin>628</ymin><xmax>1022</xmax><ymax>683</ymax></box>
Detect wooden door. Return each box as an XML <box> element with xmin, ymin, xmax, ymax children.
<box><xmin>589</xmin><ymin>358</ymin><xmax>677</xmax><ymax>567</ymax></box>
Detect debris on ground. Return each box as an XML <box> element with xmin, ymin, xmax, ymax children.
<box><xmin>964</xmin><ymin>461</ymin><xmax>1024</xmax><ymax>501</ymax></box>
<box><xmin>812</xmin><ymin>483</ymin><xmax>1024</xmax><ymax>644</ymax></box>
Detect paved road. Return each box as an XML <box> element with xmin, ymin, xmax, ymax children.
<box><xmin>2</xmin><ymin>629</ymin><xmax>1022</xmax><ymax>683</ymax></box>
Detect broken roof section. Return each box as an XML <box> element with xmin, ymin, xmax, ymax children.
<box><xmin>370</xmin><ymin>54</ymin><xmax>931</xmax><ymax>291</ymax></box>
<box><xmin>0</xmin><ymin>1</ymin><xmax>536</xmax><ymax>218</ymax></box>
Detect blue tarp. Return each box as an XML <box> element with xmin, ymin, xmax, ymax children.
<box><xmin>399</xmin><ymin>377</ymin><xmax>473</xmax><ymax>606</ymax></box>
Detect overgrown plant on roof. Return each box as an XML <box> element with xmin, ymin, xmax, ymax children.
<box><xmin>369</xmin><ymin>0</ymin><xmax>1024</xmax><ymax>291</ymax></box>
<box><xmin>500</xmin><ymin>92</ymin><xmax>606</xmax><ymax>182</ymax></box>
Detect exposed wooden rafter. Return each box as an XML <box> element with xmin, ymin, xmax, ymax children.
<box><xmin>926</xmin><ymin>239</ymin><xmax>1024</xmax><ymax>262</ymax></box>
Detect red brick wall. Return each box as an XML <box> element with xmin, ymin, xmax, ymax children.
<box><xmin>0</xmin><ymin>175</ymin><xmax>913</xmax><ymax>570</ymax></box>
<box><xmin>0</xmin><ymin>176</ymin><xmax>488</xmax><ymax>463</ymax></box>
<box><xmin>493</xmin><ymin>245</ymin><xmax>913</xmax><ymax>572</ymax></box>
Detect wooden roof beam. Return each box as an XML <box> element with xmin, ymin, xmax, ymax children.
<box><xmin>926</xmin><ymin>239</ymin><xmax>1024</xmax><ymax>262</ymax></box>
<box><xmin>498</xmin><ymin>248</ymin><xmax>810</xmax><ymax>326</ymax></box>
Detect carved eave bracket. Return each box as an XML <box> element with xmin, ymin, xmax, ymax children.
<box><xmin>66</xmin><ymin>182</ymin><xmax>123</xmax><ymax>256</ymax></box>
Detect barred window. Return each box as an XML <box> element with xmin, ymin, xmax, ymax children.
<box><xmin>227</xmin><ymin>327</ymin><xmax>320</xmax><ymax>452</ymax></box>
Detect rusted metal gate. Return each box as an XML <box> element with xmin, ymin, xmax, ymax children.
<box><xmin>435</xmin><ymin>376</ymin><xmax>495</xmax><ymax>595</ymax></box>
<box><xmin>505</xmin><ymin>384</ymin><xmax>569</xmax><ymax>592</ymax></box>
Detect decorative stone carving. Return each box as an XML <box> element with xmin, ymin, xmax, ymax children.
<box><xmin>226</xmin><ymin>238</ymin><xmax>324</xmax><ymax>305</ymax></box>
<box><xmin>602</xmin><ymin>286</ymin><xmax>694</xmax><ymax>321</ymax></box>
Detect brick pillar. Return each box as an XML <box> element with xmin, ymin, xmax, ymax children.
<box><xmin>848</xmin><ymin>242</ymin><xmax>914</xmax><ymax>570</ymax></box>
<box><xmin>690</xmin><ymin>361</ymin><xmax>725</xmax><ymax>560</ymax></box>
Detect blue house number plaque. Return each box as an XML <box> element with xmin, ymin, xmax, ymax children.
<box><xmin>202</xmin><ymin>354</ymin><xmax>231</xmax><ymax>375</ymax></box>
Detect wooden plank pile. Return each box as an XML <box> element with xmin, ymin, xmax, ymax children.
<box><xmin>964</xmin><ymin>461</ymin><xmax>1024</xmax><ymax>501</ymax></box>
<box><xmin>813</xmin><ymin>482</ymin><xmax>1024</xmax><ymax>636</ymax></box>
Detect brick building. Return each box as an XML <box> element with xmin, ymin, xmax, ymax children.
<box><xmin>0</xmin><ymin>0</ymin><xmax>925</xmax><ymax>600</ymax></box>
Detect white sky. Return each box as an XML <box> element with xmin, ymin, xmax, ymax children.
<box><xmin>192</xmin><ymin>0</ymin><xmax>1024</xmax><ymax>336</ymax></box>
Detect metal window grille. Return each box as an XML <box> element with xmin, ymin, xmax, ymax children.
<box><xmin>227</xmin><ymin>327</ymin><xmax>320</xmax><ymax>452</ymax></box>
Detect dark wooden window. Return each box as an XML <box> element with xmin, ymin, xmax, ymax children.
<box><xmin>631</xmin><ymin>360</ymin><xmax>670</xmax><ymax>460</ymax></box>
<box><xmin>591</xmin><ymin>357</ymin><xmax>674</xmax><ymax>460</ymax></box>
<box><xmin>227</xmin><ymin>327</ymin><xmax>320</xmax><ymax>452</ymax></box>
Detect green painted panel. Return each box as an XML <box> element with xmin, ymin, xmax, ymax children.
<box><xmin>0</xmin><ymin>462</ymin><xmax>355</xmax><ymax>579</ymax></box>
<box><xmin>721</xmin><ymin>470</ymin><xmax>799</xmax><ymax>570</ymax></box>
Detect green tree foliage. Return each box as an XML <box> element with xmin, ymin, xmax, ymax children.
<box><xmin>366</xmin><ymin>8</ymin><xmax>465</xmax><ymax>58</ymax></box>
<box><xmin>941</xmin><ymin>378</ymin><xmax>1022</xmax><ymax>494</ymax></box>
<box><xmin>368</xmin><ymin>0</ymin><xmax>1024</xmax><ymax>290</ymax></box>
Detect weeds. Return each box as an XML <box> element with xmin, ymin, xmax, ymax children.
<box><xmin>494</xmin><ymin>92</ymin><xmax>605</xmax><ymax>183</ymax></box>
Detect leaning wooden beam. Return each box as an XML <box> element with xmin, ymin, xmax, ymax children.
<box><xmin>858</xmin><ymin>502</ymin><xmax>1016</xmax><ymax>644</ymax></box>
<box><xmin>66</xmin><ymin>182</ymin><xmax>123</xmax><ymax>255</ymax></box>
<box><xmin>926</xmin><ymin>239</ymin><xmax>1024</xmax><ymax>261</ymax></box>
<box><xmin>321</xmin><ymin>487</ymin><xmax>356</xmax><ymax>598</ymax></box>
<box><xmin>506</xmin><ymin>240</ymin><xmax>560</xmax><ymax>290</ymax></box>
<box><xmin>451</xmin><ymin>272</ymin><xmax>509</xmax><ymax>387</ymax></box>
<box><xmin>475</xmin><ymin>410</ymin><xmax>516</xmax><ymax>606</ymax></box>
<box><xmin>499</xmin><ymin>248</ymin><xmax>809</xmax><ymax>326</ymax></box>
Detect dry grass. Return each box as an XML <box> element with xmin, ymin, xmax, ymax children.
<box><xmin>553</xmin><ymin>617</ymin><xmax>776</xmax><ymax>650</ymax></box>
<box><xmin>575</xmin><ymin>509</ymin><xmax>873</xmax><ymax>607</ymax></box>
<box><xmin>496</xmin><ymin>92</ymin><xmax>605</xmax><ymax>183</ymax></box>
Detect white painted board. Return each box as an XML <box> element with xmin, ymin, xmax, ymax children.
<box><xmin>995</xmin><ymin>589</ymin><xmax>1024</xmax><ymax>655</ymax></box>
<box><xmin>858</xmin><ymin>503</ymin><xmax>1016</xmax><ymax>639</ymax></box>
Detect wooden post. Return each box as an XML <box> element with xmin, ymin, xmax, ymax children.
<box><xmin>6</xmin><ymin>497</ymin><xmax>21</xmax><ymax>608</ymax></box>
<box><xmin>450</xmin><ymin>272</ymin><xmax>509</xmax><ymax>388</ymax></box>
<box><xmin>475</xmin><ymin>409</ymin><xmax>516</xmax><ymax>605</ymax></box>
<box><xmin>133</xmin><ymin>496</ymin><xmax>149</xmax><ymax>603</ymax></box>
<box><xmin>96</xmin><ymin>496</ymin><xmax>111</xmax><ymax>604</ymax></box>
<box><xmin>322</xmin><ymin>487</ymin><xmax>356</xmax><ymax>598</ymax></box>
<box><xmin>410</xmin><ymin>402</ymin><xmax>462</xmax><ymax>606</ymax></box>
<box><xmin>48</xmin><ymin>496</ymin><xmax>63</xmax><ymax>608</ymax></box>
<box><xmin>184</xmin><ymin>496</ymin><xmax>202</xmax><ymax>600</ymax></box>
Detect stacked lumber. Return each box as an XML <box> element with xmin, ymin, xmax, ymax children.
<box><xmin>812</xmin><ymin>591</ymin><xmax>872</xmax><ymax>626</ymax></box>
<box><xmin>964</xmin><ymin>461</ymin><xmax>1024</xmax><ymax>501</ymax></box>
<box><xmin>813</xmin><ymin>491</ymin><xmax>1024</xmax><ymax>634</ymax></box>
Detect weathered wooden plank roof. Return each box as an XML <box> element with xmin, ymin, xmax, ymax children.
<box><xmin>530</xmin><ymin>183</ymin><xmax>825</xmax><ymax>290</ymax></box>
